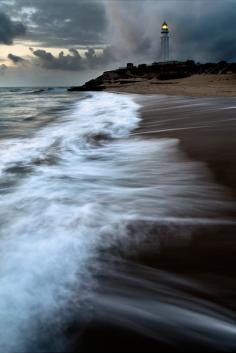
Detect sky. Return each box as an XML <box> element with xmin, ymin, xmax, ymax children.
<box><xmin>0</xmin><ymin>0</ymin><xmax>236</xmax><ymax>86</ymax></box>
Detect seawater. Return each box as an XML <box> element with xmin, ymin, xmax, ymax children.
<box><xmin>0</xmin><ymin>88</ymin><xmax>235</xmax><ymax>352</ymax></box>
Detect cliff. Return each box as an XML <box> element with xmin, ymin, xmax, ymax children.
<box><xmin>68</xmin><ymin>60</ymin><xmax>236</xmax><ymax>93</ymax></box>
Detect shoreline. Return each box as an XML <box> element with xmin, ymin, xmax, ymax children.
<box><xmin>137</xmin><ymin>94</ymin><xmax>236</xmax><ymax>197</ymax></box>
<box><xmin>110</xmin><ymin>91</ymin><xmax>236</xmax><ymax>197</ymax></box>
<box><xmin>76</xmin><ymin>92</ymin><xmax>236</xmax><ymax>352</ymax></box>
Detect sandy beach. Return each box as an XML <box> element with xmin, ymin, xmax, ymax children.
<box><xmin>103</xmin><ymin>74</ymin><xmax>236</xmax><ymax>97</ymax></box>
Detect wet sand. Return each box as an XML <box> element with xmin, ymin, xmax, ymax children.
<box><xmin>75</xmin><ymin>94</ymin><xmax>236</xmax><ymax>352</ymax></box>
<box><xmin>135</xmin><ymin>95</ymin><xmax>236</xmax><ymax>194</ymax></box>
<box><xmin>134</xmin><ymin>95</ymin><xmax>236</xmax><ymax>267</ymax></box>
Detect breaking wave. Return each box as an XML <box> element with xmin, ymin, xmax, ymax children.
<box><xmin>0</xmin><ymin>92</ymin><xmax>235</xmax><ymax>352</ymax></box>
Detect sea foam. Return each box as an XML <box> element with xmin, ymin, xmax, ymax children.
<box><xmin>0</xmin><ymin>92</ymin><xmax>234</xmax><ymax>352</ymax></box>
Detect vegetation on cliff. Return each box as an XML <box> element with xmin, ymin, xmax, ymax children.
<box><xmin>68</xmin><ymin>60</ymin><xmax>236</xmax><ymax>91</ymax></box>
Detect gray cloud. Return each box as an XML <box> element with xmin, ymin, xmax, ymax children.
<box><xmin>32</xmin><ymin>48</ymin><xmax>84</xmax><ymax>71</ymax></box>
<box><xmin>0</xmin><ymin>12</ymin><xmax>26</xmax><ymax>45</ymax></box>
<box><xmin>0</xmin><ymin>64</ymin><xmax>7</xmax><ymax>75</ymax></box>
<box><xmin>30</xmin><ymin>46</ymin><xmax>117</xmax><ymax>71</ymax></box>
<box><xmin>6</xmin><ymin>0</ymin><xmax>108</xmax><ymax>48</ymax></box>
<box><xmin>8</xmin><ymin>53</ymin><xmax>26</xmax><ymax>63</ymax></box>
<box><xmin>3</xmin><ymin>0</ymin><xmax>236</xmax><ymax>63</ymax></box>
<box><xmin>104</xmin><ymin>0</ymin><xmax>236</xmax><ymax>63</ymax></box>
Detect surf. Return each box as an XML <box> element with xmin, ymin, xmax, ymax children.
<box><xmin>0</xmin><ymin>91</ymin><xmax>234</xmax><ymax>352</ymax></box>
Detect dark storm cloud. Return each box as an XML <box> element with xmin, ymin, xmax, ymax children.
<box><xmin>31</xmin><ymin>46</ymin><xmax>116</xmax><ymax>71</ymax></box>
<box><xmin>3</xmin><ymin>0</ymin><xmax>236</xmax><ymax>63</ymax></box>
<box><xmin>104</xmin><ymin>0</ymin><xmax>236</xmax><ymax>62</ymax></box>
<box><xmin>0</xmin><ymin>12</ymin><xmax>26</xmax><ymax>45</ymax></box>
<box><xmin>32</xmin><ymin>49</ymin><xmax>84</xmax><ymax>70</ymax></box>
<box><xmin>168</xmin><ymin>0</ymin><xmax>236</xmax><ymax>62</ymax></box>
<box><xmin>8</xmin><ymin>53</ymin><xmax>26</xmax><ymax>63</ymax></box>
<box><xmin>6</xmin><ymin>0</ymin><xmax>108</xmax><ymax>47</ymax></box>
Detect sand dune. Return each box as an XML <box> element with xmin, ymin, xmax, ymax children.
<box><xmin>104</xmin><ymin>74</ymin><xmax>236</xmax><ymax>97</ymax></box>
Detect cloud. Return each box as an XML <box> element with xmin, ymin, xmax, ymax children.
<box><xmin>4</xmin><ymin>0</ymin><xmax>236</xmax><ymax>64</ymax></box>
<box><xmin>8</xmin><ymin>0</ymin><xmax>107</xmax><ymax>48</ymax></box>
<box><xmin>0</xmin><ymin>64</ymin><xmax>7</xmax><ymax>75</ymax></box>
<box><xmin>104</xmin><ymin>0</ymin><xmax>236</xmax><ymax>62</ymax></box>
<box><xmin>30</xmin><ymin>47</ymin><xmax>117</xmax><ymax>71</ymax></box>
<box><xmin>31</xmin><ymin>48</ymin><xmax>84</xmax><ymax>71</ymax></box>
<box><xmin>0</xmin><ymin>12</ymin><xmax>26</xmax><ymax>45</ymax></box>
<box><xmin>8</xmin><ymin>53</ymin><xmax>26</xmax><ymax>64</ymax></box>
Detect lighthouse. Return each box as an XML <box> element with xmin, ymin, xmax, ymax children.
<box><xmin>161</xmin><ymin>21</ymin><xmax>169</xmax><ymax>62</ymax></box>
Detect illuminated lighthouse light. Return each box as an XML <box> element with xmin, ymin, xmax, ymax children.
<box><xmin>162</xmin><ymin>22</ymin><xmax>168</xmax><ymax>31</ymax></box>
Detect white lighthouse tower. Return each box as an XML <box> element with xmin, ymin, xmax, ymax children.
<box><xmin>161</xmin><ymin>21</ymin><xmax>169</xmax><ymax>62</ymax></box>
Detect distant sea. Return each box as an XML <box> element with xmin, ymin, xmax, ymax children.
<box><xmin>0</xmin><ymin>88</ymin><xmax>236</xmax><ymax>352</ymax></box>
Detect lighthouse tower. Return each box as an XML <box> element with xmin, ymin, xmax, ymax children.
<box><xmin>161</xmin><ymin>22</ymin><xmax>169</xmax><ymax>62</ymax></box>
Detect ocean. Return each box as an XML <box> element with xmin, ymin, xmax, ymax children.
<box><xmin>0</xmin><ymin>88</ymin><xmax>236</xmax><ymax>352</ymax></box>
